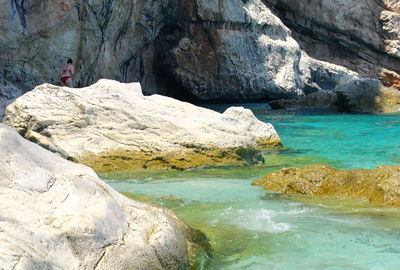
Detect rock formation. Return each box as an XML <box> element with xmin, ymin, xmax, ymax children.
<box><xmin>267</xmin><ymin>0</ymin><xmax>400</xmax><ymax>86</ymax></box>
<box><xmin>0</xmin><ymin>0</ymin><xmax>166</xmax><ymax>96</ymax></box>
<box><xmin>268</xmin><ymin>90</ymin><xmax>337</xmax><ymax>110</ymax></box>
<box><xmin>1</xmin><ymin>0</ymin><xmax>398</xmax><ymax>111</ymax></box>
<box><xmin>4</xmin><ymin>79</ymin><xmax>280</xmax><ymax>172</ymax></box>
<box><xmin>333</xmin><ymin>78</ymin><xmax>400</xmax><ymax>113</ymax></box>
<box><xmin>0</xmin><ymin>123</ymin><xmax>209</xmax><ymax>269</ymax></box>
<box><xmin>155</xmin><ymin>0</ymin><xmax>359</xmax><ymax>101</ymax></box>
<box><xmin>253</xmin><ymin>164</ymin><xmax>400</xmax><ymax>207</ymax></box>
<box><xmin>268</xmin><ymin>79</ymin><xmax>400</xmax><ymax>113</ymax></box>
<box><xmin>0</xmin><ymin>0</ymin><xmax>359</xmax><ymax>108</ymax></box>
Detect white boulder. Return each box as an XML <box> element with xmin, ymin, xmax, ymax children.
<box><xmin>4</xmin><ymin>79</ymin><xmax>280</xmax><ymax>172</ymax></box>
<box><xmin>0</xmin><ymin>123</ymin><xmax>207</xmax><ymax>269</ymax></box>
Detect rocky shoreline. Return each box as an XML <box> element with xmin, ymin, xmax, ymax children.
<box><xmin>4</xmin><ymin>79</ymin><xmax>281</xmax><ymax>173</ymax></box>
<box><xmin>0</xmin><ymin>0</ymin><xmax>399</xmax><ymax>268</ymax></box>
<box><xmin>253</xmin><ymin>164</ymin><xmax>400</xmax><ymax>207</ymax></box>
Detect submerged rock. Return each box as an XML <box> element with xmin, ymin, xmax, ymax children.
<box><xmin>253</xmin><ymin>164</ymin><xmax>400</xmax><ymax>207</ymax></box>
<box><xmin>0</xmin><ymin>123</ymin><xmax>209</xmax><ymax>269</ymax></box>
<box><xmin>4</xmin><ymin>79</ymin><xmax>280</xmax><ymax>172</ymax></box>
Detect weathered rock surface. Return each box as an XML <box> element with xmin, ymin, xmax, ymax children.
<box><xmin>268</xmin><ymin>0</ymin><xmax>400</xmax><ymax>84</ymax></box>
<box><xmin>2</xmin><ymin>0</ymin><xmax>398</xmax><ymax>110</ymax></box>
<box><xmin>156</xmin><ymin>0</ymin><xmax>357</xmax><ymax>100</ymax></box>
<box><xmin>269</xmin><ymin>79</ymin><xmax>400</xmax><ymax>113</ymax></box>
<box><xmin>0</xmin><ymin>123</ymin><xmax>209</xmax><ymax>269</ymax></box>
<box><xmin>253</xmin><ymin>164</ymin><xmax>400</xmax><ymax>207</ymax></box>
<box><xmin>333</xmin><ymin>79</ymin><xmax>400</xmax><ymax>113</ymax></box>
<box><xmin>0</xmin><ymin>83</ymin><xmax>22</xmax><ymax>119</ymax></box>
<box><xmin>0</xmin><ymin>0</ymin><xmax>167</xmax><ymax>94</ymax></box>
<box><xmin>268</xmin><ymin>91</ymin><xmax>338</xmax><ymax>110</ymax></box>
<box><xmin>4</xmin><ymin>79</ymin><xmax>280</xmax><ymax>172</ymax></box>
<box><xmin>0</xmin><ymin>0</ymin><xmax>359</xmax><ymax>110</ymax></box>
<box><xmin>381</xmin><ymin>69</ymin><xmax>400</xmax><ymax>90</ymax></box>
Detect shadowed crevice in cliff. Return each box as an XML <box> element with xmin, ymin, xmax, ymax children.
<box><xmin>11</xmin><ymin>0</ymin><xmax>27</xmax><ymax>29</ymax></box>
<box><xmin>153</xmin><ymin>20</ymin><xmax>196</xmax><ymax>102</ymax></box>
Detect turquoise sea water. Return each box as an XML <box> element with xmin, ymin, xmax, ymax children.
<box><xmin>104</xmin><ymin>104</ymin><xmax>400</xmax><ymax>270</ymax></box>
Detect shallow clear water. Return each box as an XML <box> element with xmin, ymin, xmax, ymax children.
<box><xmin>104</xmin><ymin>104</ymin><xmax>400</xmax><ymax>269</ymax></box>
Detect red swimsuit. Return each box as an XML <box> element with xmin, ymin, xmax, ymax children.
<box><xmin>60</xmin><ymin>76</ymin><xmax>71</xmax><ymax>84</ymax></box>
<box><xmin>60</xmin><ymin>68</ymin><xmax>72</xmax><ymax>84</ymax></box>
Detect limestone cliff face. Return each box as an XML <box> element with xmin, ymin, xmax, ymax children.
<box><xmin>155</xmin><ymin>0</ymin><xmax>357</xmax><ymax>100</ymax></box>
<box><xmin>0</xmin><ymin>0</ymin><xmax>397</xmax><ymax>107</ymax></box>
<box><xmin>266</xmin><ymin>0</ymin><xmax>400</xmax><ymax>89</ymax></box>
<box><xmin>0</xmin><ymin>0</ymin><xmax>165</xmax><ymax>92</ymax></box>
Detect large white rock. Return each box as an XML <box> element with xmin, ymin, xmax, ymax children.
<box><xmin>4</xmin><ymin>79</ymin><xmax>280</xmax><ymax>171</ymax></box>
<box><xmin>0</xmin><ymin>123</ymin><xmax>206</xmax><ymax>269</ymax></box>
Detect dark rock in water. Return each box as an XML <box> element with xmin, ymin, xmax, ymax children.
<box><xmin>253</xmin><ymin>164</ymin><xmax>400</xmax><ymax>207</ymax></box>
<box><xmin>333</xmin><ymin>79</ymin><xmax>400</xmax><ymax>113</ymax></box>
<box><xmin>268</xmin><ymin>79</ymin><xmax>400</xmax><ymax>113</ymax></box>
<box><xmin>269</xmin><ymin>91</ymin><xmax>338</xmax><ymax>110</ymax></box>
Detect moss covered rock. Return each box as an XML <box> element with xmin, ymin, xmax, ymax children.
<box><xmin>253</xmin><ymin>164</ymin><xmax>400</xmax><ymax>207</ymax></box>
<box><xmin>78</xmin><ymin>147</ymin><xmax>266</xmax><ymax>173</ymax></box>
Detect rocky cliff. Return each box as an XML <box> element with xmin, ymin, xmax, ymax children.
<box><xmin>156</xmin><ymin>0</ymin><xmax>357</xmax><ymax>100</ymax></box>
<box><xmin>266</xmin><ymin>0</ymin><xmax>400</xmax><ymax>89</ymax></box>
<box><xmin>0</xmin><ymin>0</ymin><xmax>398</xmax><ymax>107</ymax></box>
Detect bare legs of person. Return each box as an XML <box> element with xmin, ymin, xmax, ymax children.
<box><xmin>65</xmin><ymin>77</ymin><xmax>73</xmax><ymax>87</ymax></box>
<box><xmin>60</xmin><ymin>77</ymin><xmax>73</xmax><ymax>87</ymax></box>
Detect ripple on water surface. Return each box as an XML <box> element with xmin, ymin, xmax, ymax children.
<box><xmin>105</xmin><ymin>106</ymin><xmax>400</xmax><ymax>270</ymax></box>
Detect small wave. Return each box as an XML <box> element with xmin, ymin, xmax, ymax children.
<box><xmin>279</xmin><ymin>207</ymin><xmax>314</xmax><ymax>215</ymax></box>
<box><xmin>228</xmin><ymin>209</ymin><xmax>291</xmax><ymax>233</ymax></box>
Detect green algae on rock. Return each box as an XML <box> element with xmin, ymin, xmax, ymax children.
<box><xmin>78</xmin><ymin>146</ymin><xmax>269</xmax><ymax>173</ymax></box>
<box><xmin>253</xmin><ymin>164</ymin><xmax>400</xmax><ymax>207</ymax></box>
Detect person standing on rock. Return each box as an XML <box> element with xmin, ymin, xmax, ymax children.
<box><xmin>60</xmin><ymin>58</ymin><xmax>75</xmax><ymax>87</ymax></box>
